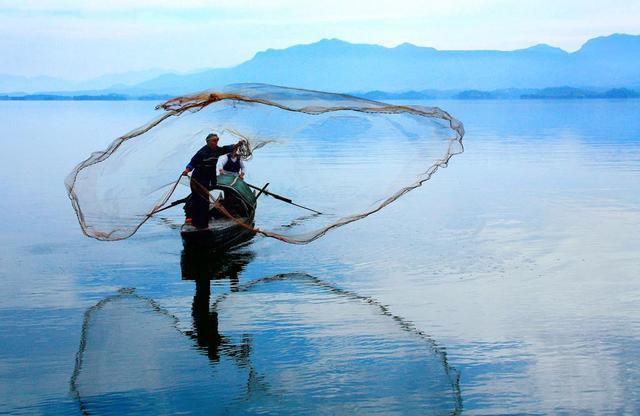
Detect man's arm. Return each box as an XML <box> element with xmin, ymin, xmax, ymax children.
<box><xmin>224</xmin><ymin>140</ymin><xmax>246</xmax><ymax>154</ymax></box>
<box><xmin>219</xmin><ymin>144</ymin><xmax>235</xmax><ymax>155</ymax></box>
<box><xmin>183</xmin><ymin>148</ymin><xmax>203</xmax><ymax>176</ymax></box>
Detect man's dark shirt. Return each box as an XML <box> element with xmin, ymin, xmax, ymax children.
<box><xmin>187</xmin><ymin>144</ymin><xmax>234</xmax><ymax>185</ymax></box>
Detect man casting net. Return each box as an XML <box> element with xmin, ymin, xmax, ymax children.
<box><xmin>65</xmin><ymin>83</ymin><xmax>464</xmax><ymax>243</ymax></box>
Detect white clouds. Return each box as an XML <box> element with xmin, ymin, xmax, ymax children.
<box><xmin>2</xmin><ymin>0</ymin><xmax>213</xmax><ymax>12</ymax></box>
<box><xmin>3</xmin><ymin>0</ymin><xmax>498</xmax><ymax>15</ymax></box>
<box><xmin>2</xmin><ymin>0</ymin><xmax>638</xmax><ymax>24</ymax></box>
<box><xmin>0</xmin><ymin>0</ymin><xmax>637</xmax><ymax>78</ymax></box>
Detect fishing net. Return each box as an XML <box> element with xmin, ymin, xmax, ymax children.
<box><xmin>71</xmin><ymin>274</ymin><xmax>461</xmax><ymax>415</ymax></box>
<box><xmin>65</xmin><ymin>83</ymin><xmax>464</xmax><ymax>243</ymax></box>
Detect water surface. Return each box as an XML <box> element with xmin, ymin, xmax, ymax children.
<box><xmin>0</xmin><ymin>99</ymin><xmax>639</xmax><ymax>415</ymax></box>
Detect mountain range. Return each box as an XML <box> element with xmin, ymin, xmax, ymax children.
<box><xmin>2</xmin><ymin>33</ymin><xmax>639</xmax><ymax>96</ymax></box>
<box><xmin>0</xmin><ymin>69</ymin><xmax>168</xmax><ymax>95</ymax></box>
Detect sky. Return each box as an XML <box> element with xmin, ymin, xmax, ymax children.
<box><xmin>1</xmin><ymin>0</ymin><xmax>638</xmax><ymax>80</ymax></box>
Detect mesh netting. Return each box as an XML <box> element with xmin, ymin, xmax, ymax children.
<box><xmin>65</xmin><ymin>84</ymin><xmax>464</xmax><ymax>243</ymax></box>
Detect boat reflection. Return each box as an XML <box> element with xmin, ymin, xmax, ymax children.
<box><xmin>180</xmin><ymin>246</ymin><xmax>256</xmax><ymax>362</ymax></box>
<box><xmin>181</xmin><ymin>245</ymin><xmax>255</xmax><ymax>286</ymax></box>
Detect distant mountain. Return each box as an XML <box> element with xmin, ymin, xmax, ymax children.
<box><xmin>126</xmin><ymin>33</ymin><xmax>640</xmax><ymax>95</ymax></box>
<box><xmin>3</xmin><ymin>34</ymin><xmax>639</xmax><ymax>95</ymax></box>
<box><xmin>520</xmin><ymin>87</ymin><xmax>640</xmax><ymax>99</ymax></box>
<box><xmin>73</xmin><ymin>69</ymin><xmax>170</xmax><ymax>90</ymax></box>
<box><xmin>354</xmin><ymin>87</ymin><xmax>639</xmax><ymax>100</ymax></box>
<box><xmin>0</xmin><ymin>93</ymin><xmax>171</xmax><ymax>101</ymax></box>
<box><xmin>0</xmin><ymin>69</ymin><xmax>169</xmax><ymax>94</ymax></box>
<box><xmin>5</xmin><ymin>87</ymin><xmax>638</xmax><ymax>101</ymax></box>
<box><xmin>0</xmin><ymin>74</ymin><xmax>75</xmax><ymax>94</ymax></box>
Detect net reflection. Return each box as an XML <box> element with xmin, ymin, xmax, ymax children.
<box><xmin>215</xmin><ymin>274</ymin><xmax>462</xmax><ymax>415</ymax></box>
<box><xmin>71</xmin><ymin>257</ymin><xmax>461</xmax><ymax>415</ymax></box>
<box><xmin>69</xmin><ymin>288</ymin><xmax>251</xmax><ymax>415</ymax></box>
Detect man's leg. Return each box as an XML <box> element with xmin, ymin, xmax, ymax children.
<box><xmin>183</xmin><ymin>195</ymin><xmax>193</xmax><ymax>223</ymax></box>
<box><xmin>190</xmin><ymin>179</ymin><xmax>210</xmax><ymax>228</ymax></box>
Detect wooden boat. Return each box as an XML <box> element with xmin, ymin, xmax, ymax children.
<box><xmin>180</xmin><ymin>174</ymin><xmax>257</xmax><ymax>250</ymax></box>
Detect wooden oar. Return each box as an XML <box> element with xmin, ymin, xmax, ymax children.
<box><xmin>245</xmin><ymin>183</ymin><xmax>323</xmax><ymax>215</ymax></box>
<box><xmin>255</xmin><ymin>182</ymin><xmax>270</xmax><ymax>199</ymax></box>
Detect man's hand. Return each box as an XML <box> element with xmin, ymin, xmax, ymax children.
<box><xmin>182</xmin><ymin>169</ymin><xmax>190</xmax><ymax>176</ymax></box>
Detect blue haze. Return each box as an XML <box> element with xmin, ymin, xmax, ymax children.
<box><xmin>108</xmin><ymin>34</ymin><xmax>640</xmax><ymax>94</ymax></box>
<box><xmin>1</xmin><ymin>33</ymin><xmax>639</xmax><ymax>95</ymax></box>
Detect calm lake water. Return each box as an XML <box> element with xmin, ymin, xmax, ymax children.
<box><xmin>1</xmin><ymin>99</ymin><xmax>639</xmax><ymax>415</ymax></box>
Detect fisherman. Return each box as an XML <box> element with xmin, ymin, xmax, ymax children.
<box><xmin>182</xmin><ymin>133</ymin><xmax>244</xmax><ymax>228</ymax></box>
<box><xmin>218</xmin><ymin>146</ymin><xmax>246</xmax><ymax>179</ymax></box>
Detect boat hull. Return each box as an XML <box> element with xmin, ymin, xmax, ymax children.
<box><xmin>181</xmin><ymin>218</ymin><xmax>256</xmax><ymax>251</ymax></box>
<box><xmin>181</xmin><ymin>175</ymin><xmax>258</xmax><ymax>251</ymax></box>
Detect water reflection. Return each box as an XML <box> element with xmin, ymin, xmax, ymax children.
<box><xmin>216</xmin><ymin>274</ymin><xmax>462</xmax><ymax>415</ymax></box>
<box><xmin>70</xmin><ymin>251</ymin><xmax>462</xmax><ymax>415</ymax></box>
<box><xmin>181</xmin><ymin>246</ymin><xmax>256</xmax><ymax>286</ymax></box>
<box><xmin>2</xmin><ymin>101</ymin><xmax>637</xmax><ymax>415</ymax></box>
<box><xmin>181</xmin><ymin>247</ymin><xmax>256</xmax><ymax>362</ymax></box>
<box><xmin>69</xmin><ymin>287</ymin><xmax>251</xmax><ymax>415</ymax></box>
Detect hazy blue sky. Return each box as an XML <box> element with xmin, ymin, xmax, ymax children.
<box><xmin>1</xmin><ymin>0</ymin><xmax>638</xmax><ymax>80</ymax></box>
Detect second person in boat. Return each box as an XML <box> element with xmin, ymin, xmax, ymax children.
<box><xmin>218</xmin><ymin>147</ymin><xmax>246</xmax><ymax>179</ymax></box>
